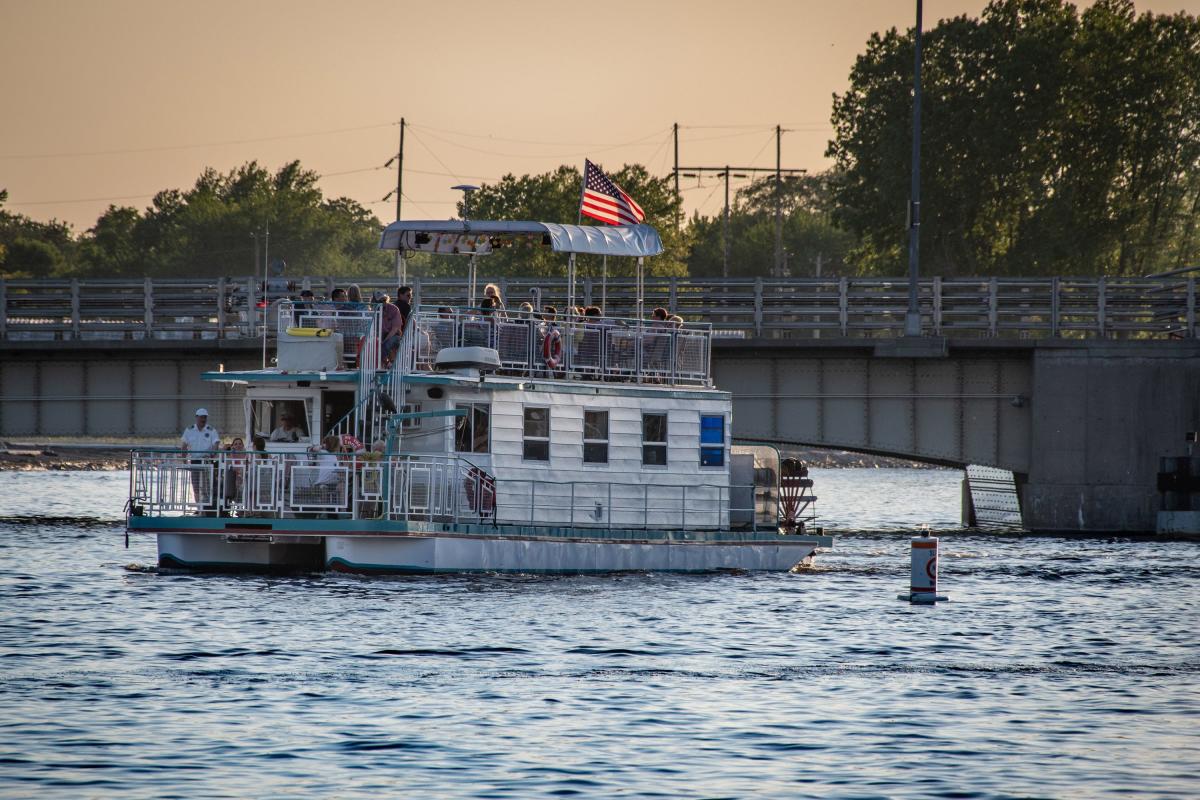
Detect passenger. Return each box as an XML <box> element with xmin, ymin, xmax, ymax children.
<box><xmin>331</xmin><ymin>287</ymin><xmax>348</xmax><ymax>304</ymax></box>
<box><xmin>375</xmin><ymin>291</ymin><xmax>403</xmax><ymax>367</ymax></box>
<box><xmin>180</xmin><ymin>407</ymin><xmax>220</xmax><ymax>513</ymax></box>
<box><xmin>270</xmin><ymin>413</ymin><xmax>302</xmax><ymax>443</ymax></box>
<box><xmin>346</xmin><ymin>284</ymin><xmax>367</xmax><ymax>310</ymax></box>
<box><xmin>294</xmin><ymin>288</ymin><xmax>316</xmax><ymax>311</ymax></box>
<box><xmin>252</xmin><ymin>435</ymin><xmax>267</xmax><ymax>453</ymax></box>
<box><xmin>483</xmin><ymin>282</ymin><xmax>506</xmax><ymax>315</ymax></box>
<box><xmin>313</xmin><ymin>435</ymin><xmax>343</xmax><ymax>511</ymax></box>
<box><xmin>395</xmin><ymin>285</ymin><xmax>414</xmax><ymax>330</ymax></box>
<box><xmin>223</xmin><ymin>437</ymin><xmax>246</xmax><ymax>513</ymax></box>
<box><xmin>646</xmin><ymin>307</ymin><xmax>671</xmax><ymax>377</ymax></box>
<box><xmin>518</xmin><ymin>301</ymin><xmax>534</xmax><ymax>316</ymax></box>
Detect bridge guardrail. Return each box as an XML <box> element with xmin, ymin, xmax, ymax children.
<box><xmin>2</xmin><ymin>275</ymin><xmax>1195</xmax><ymax>342</ymax></box>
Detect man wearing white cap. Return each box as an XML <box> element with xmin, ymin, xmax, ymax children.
<box><xmin>181</xmin><ymin>408</ymin><xmax>220</xmax><ymax>513</ymax></box>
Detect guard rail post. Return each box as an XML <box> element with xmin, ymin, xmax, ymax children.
<box><xmin>1097</xmin><ymin>277</ymin><xmax>1107</xmax><ymax>338</ymax></box>
<box><xmin>753</xmin><ymin>278</ymin><xmax>764</xmax><ymax>337</ymax></box>
<box><xmin>0</xmin><ymin>278</ymin><xmax>7</xmax><ymax>340</ymax></box>
<box><xmin>668</xmin><ymin>277</ymin><xmax>678</xmax><ymax>316</ymax></box>
<box><xmin>143</xmin><ymin>278</ymin><xmax>154</xmax><ymax>337</ymax></box>
<box><xmin>1184</xmin><ymin>277</ymin><xmax>1196</xmax><ymax>338</ymax></box>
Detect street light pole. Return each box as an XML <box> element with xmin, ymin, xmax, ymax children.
<box><xmin>905</xmin><ymin>0</ymin><xmax>924</xmax><ymax>337</ymax></box>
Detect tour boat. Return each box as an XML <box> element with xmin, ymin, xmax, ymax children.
<box><xmin>125</xmin><ymin>220</ymin><xmax>828</xmax><ymax>573</ymax></box>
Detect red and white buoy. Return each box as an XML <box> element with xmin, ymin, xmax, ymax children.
<box><xmin>902</xmin><ymin>532</ymin><xmax>948</xmax><ymax>603</ymax></box>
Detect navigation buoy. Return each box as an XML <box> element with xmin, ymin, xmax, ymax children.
<box><xmin>900</xmin><ymin>533</ymin><xmax>948</xmax><ymax>603</ymax></box>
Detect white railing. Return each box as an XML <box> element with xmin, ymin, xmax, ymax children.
<box><xmin>407</xmin><ymin>307</ymin><xmax>713</xmax><ymax>386</ymax></box>
<box><xmin>127</xmin><ymin>450</ymin><xmax>770</xmax><ymax>531</ymax></box>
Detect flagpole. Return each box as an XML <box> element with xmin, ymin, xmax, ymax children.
<box><xmin>570</xmin><ymin>162</ymin><xmax>587</xmax><ymax>313</ymax></box>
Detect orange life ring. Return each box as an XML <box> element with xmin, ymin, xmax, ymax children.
<box><xmin>543</xmin><ymin>328</ymin><xmax>563</xmax><ymax>369</ymax></box>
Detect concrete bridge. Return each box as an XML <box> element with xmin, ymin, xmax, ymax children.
<box><xmin>2</xmin><ymin>276</ymin><xmax>1197</xmax><ymax>533</ymax></box>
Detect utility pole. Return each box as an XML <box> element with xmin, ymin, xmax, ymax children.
<box><xmin>675</xmin><ymin>164</ymin><xmax>806</xmax><ymax>279</ymax></box>
<box><xmin>395</xmin><ymin>118</ymin><xmax>405</xmax><ymax>283</ymax></box>
<box><xmin>673</xmin><ymin>122</ymin><xmax>680</xmax><ymax>230</ymax></box>
<box><xmin>261</xmin><ymin>220</ymin><xmax>270</xmax><ymax>369</ymax></box>
<box><xmin>774</xmin><ymin>124</ymin><xmax>783</xmax><ymax>277</ymax></box>
<box><xmin>905</xmin><ymin>1</ymin><xmax>924</xmax><ymax>337</ymax></box>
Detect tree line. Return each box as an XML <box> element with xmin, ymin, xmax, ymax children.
<box><xmin>3</xmin><ymin>0</ymin><xmax>1197</xmax><ymax>282</ymax></box>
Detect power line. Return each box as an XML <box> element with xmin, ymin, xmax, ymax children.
<box><xmin>0</xmin><ymin>121</ymin><xmax>399</xmax><ymax>160</ymax></box>
<box><xmin>413</xmin><ymin>126</ymin><xmax>667</xmax><ymax>160</ymax></box>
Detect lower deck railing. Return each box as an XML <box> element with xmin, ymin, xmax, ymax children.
<box><xmin>127</xmin><ymin>450</ymin><xmax>779</xmax><ymax>532</ymax></box>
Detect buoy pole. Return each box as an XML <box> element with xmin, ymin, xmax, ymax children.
<box><xmin>901</xmin><ymin>532</ymin><xmax>948</xmax><ymax>603</ymax></box>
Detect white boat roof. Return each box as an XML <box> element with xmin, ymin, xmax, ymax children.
<box><xmin>379</xmin><ymin>220</ymin><xmax>663</xmax><ymax>258</ymax></box>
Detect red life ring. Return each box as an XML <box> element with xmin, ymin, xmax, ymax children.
<box><xmin>543</xmin><ymin>328</ymin><xmax>563</xmax><ymax>369</ymax></box>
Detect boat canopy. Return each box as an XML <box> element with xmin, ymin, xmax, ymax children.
<box><xmin>379</xmin><ymin>220</ymin><xmax>663</xmax><ymax>258</ymax></box>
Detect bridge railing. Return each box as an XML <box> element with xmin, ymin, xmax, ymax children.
<box><xmin>2</xmin><ymin>275</ymin><xmax>1195</xmax><ymax>341</ymax></box>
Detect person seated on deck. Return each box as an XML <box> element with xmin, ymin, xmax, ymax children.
<box><xmin>270</xmin><ymin>413</ymin><xmax>302</xmax><ymax>443</ymax></box>
<box><xmin>645</xmin><ymin>307</ymin><xmax>671</xmax><ymax>378</ymax></box>
<box><xmin>346</xmin><ymin>284</ymin><xmax>367</xmax><ymax>310</ymax></box>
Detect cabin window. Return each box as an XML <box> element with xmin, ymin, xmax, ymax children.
<box><xmin>523</xmin><ymin>407</ymin><xmax>550</xmax><ymax>461</ymax></box>
<box><xmin>700</xmin><ymin>414</ymin><xmax>725</xmax><ymax>467</ymax></box>
<box><xmin>583</xmin><ymin>410</ymin><xmax>609</xmax><ymax>464</ymax></box>
<box><xmin>401</xmin><ymin>403</ymin><xmax>422</xmax><ymax>430</ymax></box>
<box><xmin>252</xmin><ymin>399</ymin><xmax>311</xmax><ymax>442</ymax></box>
<box><xmin>642</xmin><ymin>412</ymin><xmax>668</xmax><ymax>466</ymax></box>
<box><xmin>454</xmin><ymin>403</ymin><xmax>490</xmax><ymax>454</ymax></box>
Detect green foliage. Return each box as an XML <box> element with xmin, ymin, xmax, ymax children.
<box><xmin>73</xmin><ymin>161</ymin><xmax>392</xmax><ymax>279</ymax></box>
<box><xmin>428</xmin><ymin>163</ymin><xmax>689</xmax><ymax>280</ymax></box>
<box><xmin>0</xmin><ymin>189</ymin><xmax>77</xmax><ymax>279</ymax></box>
<box><xmin>687</xmin><ymin>172</ymin><xmax>856</xmax><ymax>277</ymax></box>
<box><xmin>828</xmin><ymin>0</ymin><xmax>1200</xmax><ymax>276</ymax></box>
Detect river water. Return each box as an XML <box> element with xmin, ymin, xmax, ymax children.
<box><xmin>1</xmin><ymin>468</ymin><xmax>1197</xmax><ymax>799</ymax></box>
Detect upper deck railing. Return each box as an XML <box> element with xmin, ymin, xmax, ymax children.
<box><xmin>2</xmin><ymin>275</ymin><xmax>1195</xmax><ymax>342</ymax></box>
<box><xmin>407</xmin><ymin>307</ymin><xmax>713</xmax><ymax>386</ymax></box>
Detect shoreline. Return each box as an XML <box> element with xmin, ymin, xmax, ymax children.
<box><xmin>1</xmin><ymin>441</ymin><xmax>951</xmax><ymax>472</ymax></box>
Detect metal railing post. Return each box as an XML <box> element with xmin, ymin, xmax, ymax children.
<box><xmin>1051</xmin><ymin>277</ymin><xmax>1061</xmax><ymax>338</ymax></box>
<box><xmin>933</xmin><ymin>276</ymin><xmax>943</xmax><ymax>335</ymax></box>
<box><xmin>669</xmin><ymin>277</ymin><xmax>678</xmax><ymax>316</ymax></box>
<box><xmin>143</xmin><ymin>278</ymin><xmax>154</xmax><ymax>337</ymax></box>
<box><xmin>839</xmin><ymin>277</ymin><xmax>849</xmax><ymax>336</ymax></box>
<box><xmin>1097</xmin><ymin>277</ymin><xmax>1107</xmax><ymax>337</ymax></box>
<box><xmin>988</xmin><ymin>277</ymin><xmax>998</xmax><ymax>337</ymax></box>
<box><xmin>570</xmin><ymin>483</ymin><xmax>575</xmax><ymax>527</ymax></box>
<box><xmin>0</xmin><ymin>279</ymin><xmax>7</xmax><ymax>340</ymax></box>
<box><xmin>70</xmin><ymin>279</ymin><xmax>80</xmax><ymax>340</ymax></box>
<box><xmin>1187</xmin><ymin>278</ymin><xmax>1196</xmax><ymax>338</ymax></box>
<box><xmin>753</xmin><ymin>277</ymin><xmax>764</xmax><ymax>337</ymax></box>
<box><xmin>217</xmin><ymin>277</ymin><xmax>227</xmax><ymax>337</ymax></box>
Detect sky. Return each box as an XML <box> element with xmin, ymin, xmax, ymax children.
<box><xmin>3</xmin><ymin>0</ymin><xmax>1198</xmax><ymax>233</ymax></box>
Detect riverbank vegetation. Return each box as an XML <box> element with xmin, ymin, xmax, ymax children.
<box><xmin>3</xmin><ymin>0</ymin><xmax>1197</xmax><ymax>282</ymax></box>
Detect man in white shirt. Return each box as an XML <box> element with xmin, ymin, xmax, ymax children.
<box><xmin>181</xmin><ymin>408</ymin><xmax>220</xmax><ymax>512</ymax></box>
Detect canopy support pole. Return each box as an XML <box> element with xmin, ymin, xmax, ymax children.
<box><xmin>468</xmin><ymin>254</ymin><xmax>477</xmax><ymax>307</ymax></box>
<box><xmin>398</xmin><ymin>251</ymin><xmax>407</xmax><ymax>288</ymax></box>
<box><xmin>567</xmin><ymin>253</ymin><xmax>577</xmax><ymax>312</ymax></box>
<box><xmin>601</xmin><ymin>255</ymin><xmax>608</xmax><ymax>314</ymax></box>
<box><xmin>636</xmin><ymin>256</ymin><xmax>644</xmax><ymax>321</ymax></box>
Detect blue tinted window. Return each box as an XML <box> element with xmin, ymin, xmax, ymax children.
<box><xmin>700</xmin><ymin>446</ymin><xmax>724</xmax><ymax>467</ymax></box>
<box><xmin>700</xmin><ymin>415</ymin><xmax>724</xmax><ymax>444</ymax></box>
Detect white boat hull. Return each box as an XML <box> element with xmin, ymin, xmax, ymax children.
<box><xmin>325</xmin><ymin>533</ymin><xmax>820</xmax><ymax>574</ymax></box>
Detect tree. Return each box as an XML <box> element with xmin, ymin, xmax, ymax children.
<box><xmin>827</xmin><ymin>0</ymin><xmax>1200</xmax><ymax>277</ymax></box>
<box><xmin>75</xmin><ymin>161</ymin><xmax>392</xmax><ymax>278</ymax></box>
<box><xmin>0</xmin><ymin>190</ymin><xmax>77</xmax><ymax>279</ymax></box>
<box><xmin>687</xmin><ymin>172</ymin><xmax>856</xmax><ymax>277</ymax></box>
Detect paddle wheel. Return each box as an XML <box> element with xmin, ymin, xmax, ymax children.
<box><xmin>779</xmin><ymin>458</ymin><xmax>817</xmax><ymax>534</ymax></box>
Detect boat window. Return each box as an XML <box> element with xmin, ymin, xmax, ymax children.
<box><xmin>523</xmin><ymin>407</ymin><xmax>550</xmax><ymax>461</ymax></box>
<box><xmin>454</xmin><ymin>403</ymin><xmax>490</xmax><ymax>454</ymax></box>
<box><xmin>252</xmin><ymin>399</ymin><xmax>311</xmax><ymax>442</ymax></box>
<box><xmin>401</xmin><ymin>403</ymin><xmax>422</xmax><ymax>430</ymax></box>
<box><xmin>583</xmin><ymin>410</ymin><xmax>609</xmax><ymax>464</ymax></box>
<box><xmin>700</xmin><ymin>414</ymin><xmax>725</xmax><ymax>467</ymax></box>
<box><xmin>642</xmin><ymin>412</ymin><xmax>668</xmax><ymax>466</ymax></box>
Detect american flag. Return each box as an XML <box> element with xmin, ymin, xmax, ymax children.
<box><xmin>580</xmin><ymin>159</ymin><xmax>645</xmax><ymax>226</ymax></box>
